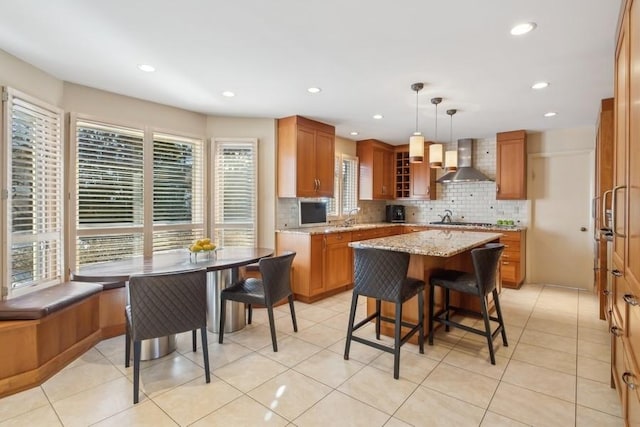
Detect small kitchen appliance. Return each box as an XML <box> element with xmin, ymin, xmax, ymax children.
<box><xmin>386</xmin><ymin>205</ymin><xmax>406</xmax><ymax>223</ymax></box>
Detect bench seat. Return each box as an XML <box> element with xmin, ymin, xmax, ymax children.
<box><xmin>0</xmin><ymin>282</ymin><xmax>103</xmax><ymax>320</ymax></box>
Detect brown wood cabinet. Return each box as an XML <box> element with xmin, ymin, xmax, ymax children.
<box><xmin>277</xmin><ymin>115</ymin><xmax>335</xmax><ymax>198</ymax></box>
<box><xmin>595</xmin><ymin>98</ymin><xmax>615</xmax><ymax>320</ymax></box>
<box><xmin>357</xmin><ymin>139</ymin><xmax>394</xmax><ymax>200</ymax></box>
<box><xmin>276</xmin><ymin>226</ymin><xmax>401</xmax><ymax>302</ymax></box>
<box><xmin>611</xmin><ymin>1</ymin><xmax>640</xmax><ymax>423</ymax></box>
<box><xmin>499</xmin><ymin>230</ymin><xmax>526</xmax><ymax>288</ymax></box>
<box><xmin>394</xmin><ymin>144</ymin><xmax>436</xmax><ymax>200</ymax></box>
<box><xmin>496</xmin><ymin>130</ymin><xmax>527</xmax><ymax>200</ymax></box>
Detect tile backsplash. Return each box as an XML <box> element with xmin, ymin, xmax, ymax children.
<box><xmin>276</xmin><ymin>138</ymin><xmax>529</xmax><ymax>229</ymax></box>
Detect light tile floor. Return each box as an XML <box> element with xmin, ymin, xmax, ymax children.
<box><xmin>0</xmin><ymin>284</ymin><xmax>623</xmax><ymax>426</ymax></box>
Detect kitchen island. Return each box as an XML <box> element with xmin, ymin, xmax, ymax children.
<box><xmin>349</xmin><ymin>229</ymin><xmax>503</xmax><ymax>342</ymax></box>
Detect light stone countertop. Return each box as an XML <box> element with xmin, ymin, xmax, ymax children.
<box><xmin>276</xmin><ymin>222</ymin><xmax>525</xmax><ymax>235</ymax></box>
<box><xmin>348</xmin><ymin>229</ymin><xmax>503</xmax><ymax>257</ymax></box>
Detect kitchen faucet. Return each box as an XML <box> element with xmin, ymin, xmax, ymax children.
<box><xmin>343</xmin><ymin>207</ymin><xmax>360</xmax><ymax>226</ymax></box>
<box><xmin>438</xmin><ymin>209</ymin><xmax>453</xmax><ymax>223</ymax></box>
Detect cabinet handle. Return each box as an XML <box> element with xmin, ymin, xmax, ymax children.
<box><xmin>610</xmin><ymin>325</ymin><xmax>623</xmax><ymax>337</ymax></box>
<box><xmin>611</xmin><ymin>185</ymin><xmax>627</xmax><ymax>238</ymax></box>
<box><xmin>622</xmin><ymin>372</ymin><xmax>637</xmax><ymax>390</ymax></box>
<box><xmin>603</xmin><ymin>289</ymin><xmax>611</xmax><ymax>296</ymax></box>
<box><xmin>502</xmin><ymin>261</ymin><xmax>510</xmax><ymax>265</ymax></box>
<box><xmin>623</xmin><ymin>294</ymin><xmax>639</xmax><ymax>306</ymax></box>
<box><xmin>612</xmin><ymin>269</ymin><xmax>622</xmax><ymax>277</ymax></box>
<box><xmin>496</xmin><ymin>184</ymin><xmax>500</xmax><ymax>193</ymax></box>
<box><xmin>601</xmin><ymin>189</ymin><xmax>612</xmax><ymax>233</ymax></box>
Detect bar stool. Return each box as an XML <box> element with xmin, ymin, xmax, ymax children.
<box><xmin>427</xmin><ymin>243</ymin><xmax>507</xmax><ymax>364</ymax></box>
<box><xmin>344</xmin><ymin>247</ymin><xmax>425</xmax><ymax>379</ymax></box>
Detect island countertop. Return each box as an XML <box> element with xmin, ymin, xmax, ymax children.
<box><xmin>349</xmin><ymin>229</ymin><xmax>503</xmax><ymax>257</ymax></box>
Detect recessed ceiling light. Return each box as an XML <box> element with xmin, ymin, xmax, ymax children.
<box><xmin>222</xmin><ymin>91</ymin><xmax>235</xmax><ymax>97</ymax></box>
<box><xmin>544</xmin><ymin>111</ymin><xmax>557</xmax><ymax>117</ymax></box>
<box><xmin>350</xmin><ymin>131</ymin><xmax>359</xmax><ymax>136</ymax></box>
<box><xmin>531</xmin><ymin>81</ymin><xmax>549</xmax><ymax>90</ymax></box>
<box><xmin>510</xmin><ymin>22</ymin><xmax>537</xmax><ymax>36</ymax></box>
<box><xmin>137</xmin><ymin>64</ymin><xmax>156</xmax><ymax>72</ymax></box>
<box><xmin>373</xmin><ymin>114</ymin><xmax>383</xmax><ymax>120</ymax></box>
<box><xmin>307</xmin><ymin>87</ymin><xmax>321</xmax><ymax>94</ymax></box>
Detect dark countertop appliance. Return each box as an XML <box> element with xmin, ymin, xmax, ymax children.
<box><xmin>386</xmin><ymin>205</ymin><xmax>406</xmax><ymax>223</ymax></box>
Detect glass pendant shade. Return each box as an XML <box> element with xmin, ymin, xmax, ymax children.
<box><xmin>409</xmin><ymin>134</ymin><xmax>424</xmax><ymax>163</ymax></box>
<box><xmin>445</xmin><ymin>150</ymin><xmax>457</xmax><ymax>172</ymax></box>
<box><xmin>429</xmin><ymin>143</ymin><xmax>443</xmax><ymax>168</ymax></box>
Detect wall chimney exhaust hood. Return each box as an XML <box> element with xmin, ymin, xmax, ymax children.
<box><xmin>436</xmin><ymin>138</ymin><xmax>493</xmax><ymax>183</ymax></box>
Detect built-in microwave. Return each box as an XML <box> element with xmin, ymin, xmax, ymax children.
<box><xmin>299</xmin><ymin>201</ymin><xmax>328</xmax><ymax>227</ymax></box>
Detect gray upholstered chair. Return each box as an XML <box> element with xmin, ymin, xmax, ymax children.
<box><xmin>344</xmin><ymin>247</ymin><xmax>425</xmax><ymax>379</ymax></box>
<box><xmin>125</xmin><ymin>269</ymin><xmax>210</xmax><ymax>404</ymax></box>
<box><xmin>428</xmin><ymin>243</ymin><xmax>507</xmax><ymax>364</ymax></box>
<box><xmin>218</xmin><ymin>251</ymin><xmax>297</xmax><ymax>352</ymax></box>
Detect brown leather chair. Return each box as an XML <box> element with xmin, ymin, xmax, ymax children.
<box><xmin>125</xmin><ymin>269</ymin><xmax>210</xmax><ymax>403</ymax></box>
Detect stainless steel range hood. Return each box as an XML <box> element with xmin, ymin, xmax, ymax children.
<box><xmin>436</xmin><ymin>138</ymin><xmax>493</xmax><ymax>183</ymax></box>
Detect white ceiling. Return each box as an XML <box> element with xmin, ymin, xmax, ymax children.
<box><xmin>0</xmin><ymin>0</ymin><xmax>622</xmax><ymax>145</ymax></box>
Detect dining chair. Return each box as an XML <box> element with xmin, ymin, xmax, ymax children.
<box><xmin>218</xmin><ymin>251</ymin><xmax>297</xmax><ymax>352</ymax></box>
<box><xmin>428</xmin><ymin>243</ymin><xmax>507</xmax><ymax>364</ymax></box>
<box><xmin>125</xmin><ymin>269</ymin><xmax>210</xmax><ymax>404</ymax></box>
<box><xmin>344</xmin><ymin>247</ymin><xmax>425</xmax><ymax>379</ymax></box>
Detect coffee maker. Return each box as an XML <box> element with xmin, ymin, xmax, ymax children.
<box><xmin>385</xmin><ymin>205</ymin><xmax>406</xmax><ymax>223</ymax></box>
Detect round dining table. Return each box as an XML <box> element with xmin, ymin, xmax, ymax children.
<box><xmin>72</xmin><ymin>247</ymin><xmax>274</xmax><ymax>359</ymax></box>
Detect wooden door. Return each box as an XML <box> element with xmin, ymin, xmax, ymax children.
<box><xmin>308</xmin><ymin>234</ymin><xmax>325</xmax><ymax>296</ymax></box>
<box><xmin>614</xmin><ymin>22</ymin><xmax>629</xmax><ymax>270</ymax></box>
<box><xmin>372</xmin><ymin>147</ymin><xmax>392</xmax><ymax>199</ymax></box>
<box><xmin>315</xmin><ymin>130</ymin><xmax>335</xmax><ymax>197</ymax></box>
<box><xmin>296</xmin><ymin>125</ymin><xmax>318</xmax><ymax>197</ymax></box>
<box><xmin>496</xmin><ymin>131</ymin><xmax>526</xmax><ymax>200</ymax></box>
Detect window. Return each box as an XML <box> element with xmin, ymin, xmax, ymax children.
<box><xmin>327</xmin><ymin>154</ymin><xmax>359</xmax><ymax>218</ymax></box>
<box><xmin>70</xmin><ymin>117</ymin><xmax>205</xmax><ymax>268</ymax></box>
<box><xmin>212</xmin><ymin>139</ymin><xmax>257</xmax><ymax>247</ymax></box>
<box><xmin>1</xmin><ymin>88</ymin><xmax>64</xmax><ymax>295</ymax></box>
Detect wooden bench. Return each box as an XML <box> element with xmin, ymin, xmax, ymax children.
<box><xmin>0</xmin><ymin>281</ymin><xmax>111</xmax><ymax>397</ymax></box>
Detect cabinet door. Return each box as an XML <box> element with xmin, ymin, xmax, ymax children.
<box><xmin>626</xmin><ymin>0</ymin><xmax>640</xmax><ymax>304</ymax></box>
<box><xmin>309</xmin><ymin>235</ymin><xmax>325</xmax><ymax>296</ymax></box>
<box><xmin>324</xmin><ymin>233</ymin><xmax>353</xmax><ymax>290</ymax></box>
<box><xmin>614</xmin><ymin>21</ymin><xmax>628</xmax><ymax>269</ymax></box>
<box><xmin>372</xmin><ymin>148</ymin><xmax>393</xmax><ymax>199</ymax></box>
<box><xmin>315</xmin><ymin>130</ymin><xmax>335</xmax><ymax>197</ymax></box>
<box><xmin>496</xmin><ymin>134</ymin><xmax>526</xmax><ymax>200</ymax></box>
<box><xmin>296</xmin><ymin>126</ymin><xmax>319</xmax><ymax>197</ymax></box>
<box><xmin>410</xmin><ymin>159</ymin><xmax>434</xmax><ymax>199</ymax></box>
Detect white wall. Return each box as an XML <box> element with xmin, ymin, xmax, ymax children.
<box><xmin>0</xmin><ymin>49</ymin><xmax>64</xmax><ymax>106</ymax></box>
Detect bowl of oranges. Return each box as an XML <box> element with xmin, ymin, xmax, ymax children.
<box><xmin>189</xmin><ymin>238</ymin><xmax>216</xmax><ymax>262</ymax></box>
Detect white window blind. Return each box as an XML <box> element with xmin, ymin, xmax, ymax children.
<box><xmin>327</xmin><ymin>154</ymin><xmax>359</xmax><ymax>218</ymax></box>
<box><xmin>152</xmin><ymin>133</ymin><xmax>205</xmax><ymax>252</ymax></box>
<box><xmin>75</xmin><ymin>120</ymin><xmax>145</xmax><ymax>265</ymax></box>
<box><xmin>2</xmin><ymin>88</ymin><xmax>64</xmax><ymax>292</ymax></box>
<box><xmin>212</xmin><ymin>139</ymin><xmax>257</xmax><ymax>247</ymax></box>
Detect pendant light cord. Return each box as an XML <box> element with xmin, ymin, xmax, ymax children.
<box><xmin>415</xmin><ymin>89</ymin><xmax>419</xmax><ymax>134</ymax></box>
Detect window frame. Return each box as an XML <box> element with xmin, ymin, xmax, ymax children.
<box><xmin>327</xmin><ymin>153</ymin><xmax>359</xmax><ymax>220</ymax></box>
<box><xmin>211</xmin><ymin>137</ymin><xmax>258</xmax><ymax>247</ymax></box>
<box><xmin>2</xmin><ymin>87</ymin><xmax>65</xmax><ymax>298</ymax></box>
<box><xmin>67</xmin><ymin>113</ymin><xmax>207</xmax><ymax>271</ymax></box>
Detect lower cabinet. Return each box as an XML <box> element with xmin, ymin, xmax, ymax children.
<box><xmin>499</xmin><ymin>230</ymin><xmax>526</xmax><ymax>288</ymax></box>
<box><xmin>276</xmin><ymin>226</ymin><xmax>400</xmax><ymax>302</ymax></box>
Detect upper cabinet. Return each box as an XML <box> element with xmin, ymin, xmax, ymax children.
<box><xmin>496</xmin><ymin>130</ymin><xmax>527</xmax><ymax>200</ymax></box>
<box><xmin>394</xmin><ymin>144</ymin><xmax>436</xmax><ymax>200</ymax></box>
<box><xmin>277</xmin><ymin>115</ymin><xmax>335</xmax><ymax>198</ymax></box>
<box><xmin>357</xmin><ymin>139</ymin><xmax>394</xmax><ymax>200</ymax></box>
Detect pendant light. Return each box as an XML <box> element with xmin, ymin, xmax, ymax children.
<box><xmin>444</xmin><ymin>109</ymin><xmax>458</xmax><ymax>172</ymax></box>
<box><xmin>428</xmin><ymin>97</ymin><xmax>443</xmax><ymax>168</ymax></box>
<box><xmin>409</xmin><ymin>82</ymin><xmax>424</xmax><ymax>163</ymax></box>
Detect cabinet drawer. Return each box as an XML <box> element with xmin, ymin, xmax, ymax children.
<box><xmin>500</xmin><ymin>260</ymin><xmax>520</xmax><ymax>283</ymax></box>
<box><xmin>325</xmin><ymin>232</ymin><xmax>351</xmax><ymax>245</ymax></box>
<box><xmin>500</xmin><ymin>230</ymin><xmax>522</xmax><ymax>242</ymax></box>
<box><xmin>352</xmin><ymin>229</ymin><xmax>384</xmax><ymax>241</ymax></box>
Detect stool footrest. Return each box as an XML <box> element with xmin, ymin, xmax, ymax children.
<box><xmin>433</xmin><ymin>307</ymin><xmax>504</xmax><ymax>341</ymax></box>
